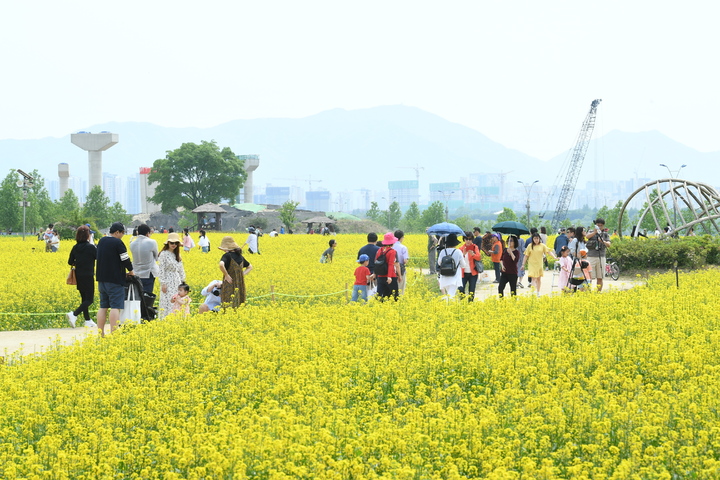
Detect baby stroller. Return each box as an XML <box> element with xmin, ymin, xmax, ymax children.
<box><xmin>125</xmin><ymin>275</ymin><xmax>157</xmax><ymax>322</ymax></box>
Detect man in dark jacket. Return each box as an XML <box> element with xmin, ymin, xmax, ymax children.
<box><xmin>96</xmin><ymin>222</ymin><xmax>134</xmax><ymax>336</ymax></box>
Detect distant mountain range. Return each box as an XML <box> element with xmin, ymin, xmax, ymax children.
<box><xmin>1</xmin><ymin>105</ymin><xmax>718</xmax><ymax>206</ymax></box>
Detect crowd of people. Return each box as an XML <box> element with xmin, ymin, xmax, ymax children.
<box><xmin>62</xmin><ymin>218</ymin><xmax>613</xmax><ymax>333</ymax></box>
<box><xmin>420</xmin><ymin>218</ymin><xmax>612</xmax><ymax>300</ymax></box>
<box><xmin>65</xmin><ymin>222</ymin><xmax>255</xmax><ymax>336</ymax></box>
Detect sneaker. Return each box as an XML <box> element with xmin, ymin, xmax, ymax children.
<box><xmin>518</xmin><ymin>283</ymin><xmax>524</xmax><ymax>288</ymax></box>
<box><xmin>66</xmin><ymin>311</ymin><xmax>77</xmax><ymax>328</ymax></box>
<box><xmin>84</xmin><ymin>320</ymin><xmax>98</xmax><ymax>328</ymax></box>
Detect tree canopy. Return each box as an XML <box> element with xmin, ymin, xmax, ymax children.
<box><xmin>148</xmin><ymin>140</ymin><xmax>247</xmax><ymax>212</ymax></box>
<box><xmin>279</xmin><ymin>200</ymin><xmax>300</xmax><ymax>231</ymax></box>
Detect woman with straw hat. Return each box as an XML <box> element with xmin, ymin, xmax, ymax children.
<box><xmin>218</xmin><ymin>236</ymin><xmax>253</xmax><ymax>307</ymax></box>
<box><xmin>158</xmin><ymin>232</ymin><xmax>186</xmax><ymax>319</ymax></box>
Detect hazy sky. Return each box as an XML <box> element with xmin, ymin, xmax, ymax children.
<box><xmin>2</xmin><ymin>0</ymin><xmax>718</xmax><ymax>160</ymax></box>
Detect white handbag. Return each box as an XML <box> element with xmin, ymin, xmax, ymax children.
<box><xmin>120</xmin><ymin>285</ymin><xmax>142</xmax><ymax>325</ymax></box>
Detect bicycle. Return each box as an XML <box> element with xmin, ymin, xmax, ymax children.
<box><xmin>605</xmin><ymin>257</ymin><xmax>620</xmax><ymax>281</ymax></box>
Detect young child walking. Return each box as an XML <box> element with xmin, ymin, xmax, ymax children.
<box><xmin>352</xmin><ymin>254</ymin><xmax>372</xmax><ymax>302</ymax></box>
<box><xmin>170</xmin><ymin>283</ymin><xmax>191</xmax><ymax>316</ymax></box>
<box><xmin>558</xmin><ymin>246</ymin><xmax>572</xmax><ymax>290</ymax></box>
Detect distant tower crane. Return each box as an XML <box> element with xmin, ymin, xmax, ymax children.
<box><xmin>550</xmin><ymin>99</ymin><xmax>602</xmax><ymax>230</ymax></box>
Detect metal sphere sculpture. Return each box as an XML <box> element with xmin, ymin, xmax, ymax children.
<box><xmin>618</xmin><ymin>179</ymin><xmax>720</xmax><ymax>238</ymax></box>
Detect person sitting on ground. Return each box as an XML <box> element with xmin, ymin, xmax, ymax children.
<box><xmin>199</xmin><ymin>280</ymin><xmax>222</xmax><ymax>313</ymax></box>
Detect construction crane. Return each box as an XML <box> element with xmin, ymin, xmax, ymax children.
<box><xmin>397</xmin><ymin>164</ymin><xmax>424</xmax><ymax>184</ymax></box>
<box><xmin>549</xmin><ymin>99</ymin><xmax>602</xmax><ymax>229</ymax></box>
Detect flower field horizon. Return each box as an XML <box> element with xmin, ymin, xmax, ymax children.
<box><xmin>1</xmin><ymin>234</ymin><xmax>719</xmax><ymax>478</ymax></box>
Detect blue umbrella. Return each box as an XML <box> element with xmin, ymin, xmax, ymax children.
<box><xmin>426</xmin><ymin>222</ymin><xmax>465</xmax><ymax>236</ymax></box>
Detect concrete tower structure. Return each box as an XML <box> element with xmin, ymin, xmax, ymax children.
<box><xmin>58</xmin><ymin>163</ymin><xmax>70</xmax><ymax>198</ymax></box>
<box><xmin>70</xmin><ymin>132</ymin><xmax>119</xmax><ymax>191</ymax></box>
<box><xmin>139</xmin><ymin>167</ymin><xmax>161</xmax><ymax>215</ymax></box>
<box><xmin>238</xmin><ymin>155</ymin><xmax>260</xmax><ymax>203</ymax></box>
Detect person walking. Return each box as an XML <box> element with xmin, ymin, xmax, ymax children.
<box><xmin>95</xmin><ymin>222</ymin><xmax>134</xmax><ymax>336</ymax></box>
<box><xmin>182</xmin><ymin>228</ymin><xmax>195</xmax><ymax>252</ymax></box>
<box><xmin>522</xmin><ymin>232</ymin><xmax>557</xmax><ymax>297</ymax></box>
<box><xmin>459</xmin><ymin>232</ymin><xmax>482</xmax><ymax>301</ymax></box>
<box><xmin>66</xmin><ymin>225</ymin><xmax>98</xmax><ymax>328</ymax></box>
<box><xmin>157</xmin><ymin>232</ymin><xmax>186</xmax><ymax>319</ymax></box>
<box><xmin>437</xmin><ymin>233</ymin><xmax>466</xmax><ymax>299</ymax></box>
<box><xmin>498</xmin><ymin>235</ymin><xmax>520</xmax><ymax>297</ymax></box>
<box><xmin>243</xmin><ymin>227</ymin><xmax>260</xmax><ymax>254</ymax></box>
<box><xmin>129</xmin><ymin>223</ymin><xmax>159</xmax><ymax>295</ymax></box>
<box><xmin>197</xmin><ymin>230</ymin><xmax>210</xmax><ymax>253</ymax></box>
<box><xmin>426</xmin><ymin>228</ymin><xmax>439</xmax><ymax>274</ymax></box>
<box><xmin>375</xmin><ymin>232</ymin><xmax>401</xmax><ymax>301</ymax></box>
<box><xmin>218</xmin><ymin>236</ymin><xmax>253</xmax><ymax>308</ymax></box>
<box><xmin>393</xmin><ymin>230</ymin><xmax>409</xmax><ymax>295</ymax></box>
<box><xmin>490</xmin><ymin>233</ymin><xmax>503</xmax><ymax>283</ymax></box>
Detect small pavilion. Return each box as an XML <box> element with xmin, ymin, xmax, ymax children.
<box><xmin>192</xmin><ymin>203</ymin><xmax>226</xmax><ymax>231</ymax></box>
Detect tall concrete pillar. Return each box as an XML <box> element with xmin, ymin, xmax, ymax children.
<box><xmin>70</xmin><ymin>132</ymin><xmax>119</xmax><ymax>191</ymax></box>
<box><xmin>238</xmin><ymin>155</ymin><xmax>260</xmax><ymax>203</ymax></box>
<box><xmin>58</xmin><ymin>163</ymin><xmax>70</xmax><ymax>197</ymax></box>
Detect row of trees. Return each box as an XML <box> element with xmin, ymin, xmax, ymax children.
<box><xmin>361</xmin><ymin>199</ymin><xmax>638</xmax><ymax>235</ymax></box>
<box><xmin>0</xmin><ymin>169</ymin><xmax>130</xmax><ymax>237</ymax></box>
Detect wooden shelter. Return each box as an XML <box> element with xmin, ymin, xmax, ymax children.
<box><xmin>192</xmin><ymin>203</ymin><xmax>227</xmax><ymax>231</ymax></box>
<box><xmin>305</xmin><ymin>216</ymin><xmax>336</xmax><ymax>234</ymax></box>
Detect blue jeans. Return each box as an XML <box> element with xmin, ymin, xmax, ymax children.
<box><xmin>351</xmin><ymin>284</ymin><xmax>368</xmax><ymax>302</ymax></box>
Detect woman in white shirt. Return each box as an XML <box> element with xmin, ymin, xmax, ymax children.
<box><xmin>437</xmin><ymin>233</ymin><xmax>467</xmax><ymax>300</ymax></box>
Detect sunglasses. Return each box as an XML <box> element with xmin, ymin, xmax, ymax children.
<box><xmin>169</xmin><ymin>241</ymin><xmax>180</xmax><ymax>245</ymax></box>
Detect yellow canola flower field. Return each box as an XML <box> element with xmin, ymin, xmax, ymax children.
<box><xmin>0</xmin><ymin>233</ymin><xmax>435</xmax><ymax>329</ymax></box>
<box><xmin>1</xmin><ymin>235</ymin><xmax>720</xmax><ymax>477</ymax></box>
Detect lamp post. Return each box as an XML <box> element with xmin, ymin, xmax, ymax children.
<box><xmin>659</xmin><ymin>163</ymin><xmax>687</xmax><ymax>179</ymax></box>
<box><xmin>16</xmin><ymin>169</ymin><xmax>34</xmax><ymax>241</ymax></box>
<box><xmin>437</xmin><ymin>190</ymin><xmax>454</xmax><ymax>221</ymax></box>
<box><xmin>659</xmin><ymin>164</ymin><xmax>687</xmax><ymax>229</ymax></box>
<box><xmin>517</xmin><ymin>180</ymin><xmax>538</xmax><ymax>226</ymax></box>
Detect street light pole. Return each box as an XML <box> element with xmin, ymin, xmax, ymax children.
<box><xmin>659</xmin><ymin>163</ymin><xmax>687</xmax><ymax>179</ymax></box>
<box><xmin>16</xmin><ymin>169</ymin><xmax>34</xmax><ymax>241</ymax></box>
<box><xmin>517</xmin><ymin>180</ymin><xmax>538</xmax><ymax>226</ymax></box>
<box><xmin>659</xmin><ymin>164</ymin><xmax>687</xmax><ymax>229</ymax></box>
<box><xmin>437</xmin><ymin>190</ymin><xmax>454</xmax><ymax>221</ymax></box>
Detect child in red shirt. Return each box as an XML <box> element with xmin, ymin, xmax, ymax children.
<box><xmin>352</xmin><ymin>254</ymin><xmax>372</xmax><ymax>303</ymax></box>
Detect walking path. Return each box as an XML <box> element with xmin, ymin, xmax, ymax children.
<box><xmin>423</xmin><ymin>267</ymin><xmax>641</xmax><ymax>301</ymax></box>
<box><xmin>1</xmin><ymin>269</ymin><xmax>641</xmax><ymax>361</ymax></box>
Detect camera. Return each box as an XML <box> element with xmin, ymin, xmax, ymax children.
<box><xmin>212</xmin><ymin>288</ymin><xmax>221</xmax><ymax>296</ymax></box>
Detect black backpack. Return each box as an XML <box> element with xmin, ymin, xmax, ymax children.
<box><xmin>439</xmin><ymin>248</ymin><xmax>458</xmax><ymax>276</ymax></box>
<box><xmin>374</xmin><ymin>249</ymin><xmax>389</xmax><ymax>276</ymax></box>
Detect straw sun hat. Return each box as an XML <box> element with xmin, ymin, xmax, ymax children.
<box><xmin>164</xmin><ymin>232</ymin><xmax>181</xmax><ymax>244</ymax></box>
<box><xmin>218</xmin><ymin>236</ymin><xmax>241</xmax><ymax>251</ymax></box>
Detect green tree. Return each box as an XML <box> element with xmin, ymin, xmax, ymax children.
<box><xmin>421</xmin><ymin>201</ymin><xmax>445</xmax><ymax>227</ymax></box>
<box><xmin>108</xmin><ymin>201</ymin><xmax>131</xmax><ymax>226</ymax></box>
<box><xmin>279</xmin><ymin>200</ymin><xmax>300</xmax><ymax>231</ymax></box>
<box><xmin>0</xmin><ymin>170</ymin><xmax>22</xmax><ymax>232</ymax></box>
<box><xmin>382</xmin><ymin>201</ymin><xmax>402</xmax><ymax>230</ymax></box>
<box><xmin>83</xmin><ymin>186</ymin><xmax>112</xmax><ymax>227</ymax></box>
<box><xmin>55</xmin><ymin>189</ymin><xmax>82</xmax><ymax>225</ymax></box>
<box><xmin>148</xmin><ymin>140</ymin><xmax>247</xmax><ymax>212</ymax></box>
<box><xmin>366</xmin><ymin>201</ymin><xmax>381</xmax><ymax>223</ymax></box>
<box><xmin>496</xmin><ymin>207</ymin><xmax>518</xmax><ymax>223</ymax></box>
<box><xmin>401</xmin><ymin>202</ymin><xmax>422</xmax><ymax>233</ymax></box>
